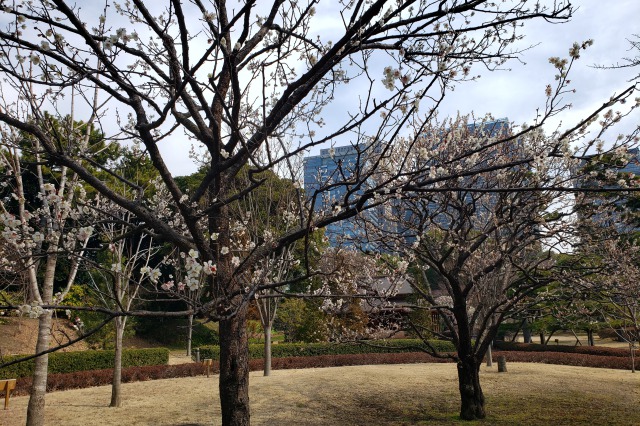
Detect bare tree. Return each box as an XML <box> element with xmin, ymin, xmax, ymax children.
<box><xmin>254</xmin><ymin>249</ymin><xmax>292</xmax><ymax>376</ymax></box>
<box><xmin>89</xmin><ymin>204</ymin><xmax>162</xmax><ymax>407</ymax></box>
<box><xmin>0</xmin><ymin>1</ymin><xmax>637</xmax><ymax>425</ymax></box>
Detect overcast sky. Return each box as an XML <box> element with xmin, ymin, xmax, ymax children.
<box><xmin>435</xmin><ymin>0</ymin><xmax>639</xmax><ymax>132</ymax></box>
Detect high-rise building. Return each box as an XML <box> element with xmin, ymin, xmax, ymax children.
<box><xmin>303</xmin><ymin>144</ymin><xmax>370</xmax><ymax>246</ymax></box>
<box><xmin>303</xmin><ymin>118</ymin><xmax>512</xmax><ymax>247</ymax></box>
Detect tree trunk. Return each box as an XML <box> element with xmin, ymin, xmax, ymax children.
<box><xmin>539</xmin><ymin>332</ymin><xmax>545</xmax><ymax>345</ymax></box>
<box><xmin>485</xmin><ymin>344</ymin><xmax>492</xmax><ymax>367</ymax></box>
<box><xmin>26</xmin><ymin>310</ymin><xmax>53</xmax><ymax>426</ymax></box>
<box><xmin>187</xmin><ymin>314</ymin><xmax>194</xmax><ymax>357</ymax></box>
<box><xmin>110</xmin><ymin>316</ymin><xmax>125</xmax><ymax>408</ymax></box>
<box><xmin>457</xmin><ymin>357</ymin><xmax>486</xmax><ymax>421</ymax></box>
<box><xmin>263</xmin><ymin>324</ymin><xmax>272</xmax><ymax>376</ymax></box>
<box><xmin>219</xmin><ymin>303</ymin><xmax>250</xmax><ymax>426</ymax></box>
<box><xmin>587</xmin><ymin>329</ymin><xmax>595</xmax><ymax>346</ymax></box>
<box><xmin>523</xmin><ymin>319</ymin><xmax>532</xmax><ymax>343</ymax></box>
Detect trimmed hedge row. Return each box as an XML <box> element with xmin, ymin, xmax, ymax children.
<box><xmin>12</xmin><ymin>362</ymin><xmax>206</xmax><ymax>396</ymax></box>
<box><xmin>195</xmin><ymin>339</ymin><xmax>455</xmax><ymax>361</ymax></box>
<box><xmin>495</xmin><ymin>351</ymin><xmax>639</xmax><ymax>371</ymax></box>
<box><xmin>494</xmin><ymin>341</ymin><xmax>637</xmax><ymax>358</ymax></box>
<box><xmin>1</xmin><ymin>348</ymin><xmax>169</xmax><ymax>379</ymax></box>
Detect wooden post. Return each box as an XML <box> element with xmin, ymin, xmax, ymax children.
<box><xmin>203</xmin><ymin>359</ymin><xmax>214</xmax><ymax>377</ymax></box>
<box><xmin>1</xmin><ymin>379</ymin><xmax>17</xmax><ymax>409</ymax></box>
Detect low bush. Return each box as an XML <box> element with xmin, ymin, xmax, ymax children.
<box><xmin>494</xmin><ymin>341</ymin><xmax>636</xmax><ymax>358</ymax></box>
<box><xmin>13</xmin><ymin>362</ymin><xmax>206</xmax><ymax>396</ymax></box>
<box><xmin>1</xmin><ymin>347</ymin><xmax>169</xmax><ymax>378</ymax></box>
<box><xmin>195</xmin><ymin>339</ymin><xmax>455</xmax><ymax>361</ymax></box>
<box><xmin>493</xmin><ymin>351</ymin><xmax>639</xmax><ymax>371</ymax></box>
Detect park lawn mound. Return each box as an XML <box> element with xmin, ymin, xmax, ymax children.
<box><xmin>6</xmin><ymin>349</ymin><xmax>638</xmax><ymax>396</ymax></box>
<box><xmin>3</xmin><ymin>363</ymin><xmax>640</xmax><ymax>426</ymax></box>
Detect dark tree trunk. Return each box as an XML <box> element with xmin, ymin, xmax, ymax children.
<box><xmin>457</xmin><ymin>357</ymin><xmax>486</xmax><ymax>421</ymax></box>
<box><xmin>539</xmin><ymin>331</ymin><xmax>545</xmax><ymax>345</ymax></box>
<box><xmin>219</xmin><ymin>303</ymin><xmax>250</xmax><ymax>426</ymax></box>
<box><xmin>523</xmin><ymin>319</ymin><xmax>532</xmax><ymax>343</ymax></box>
<box><xmin>587</xmin><ymin>329</ymin><xmax>595</xmax><ymax>346</ymax></box>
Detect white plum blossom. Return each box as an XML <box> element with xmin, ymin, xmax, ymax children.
<box><xmin>418</xmin><ymin>147</ymin><xmax>429</xmax><ymax>160</ymax></box>
<box><xmin>149</xmin><ymin>268</ymin><xmax>162</xmax><ymax>283</ymax></box>
<box><xmin>76</xmin><ymin>226</ymin><xmax>93</xmax><ymax>241</ymax></box>
<box><xmin>434</xmin><ymin>295</ymin><xmax>454</xmax><ymax>308</ymax></box>
<box><xmin>203</xmin><ymin>260</ymin><xmax>217</xmax><ymax>275</ymax></box>
<box><xmin>220</xmin><ymin>246</ymin><xmax>230</xmax><ymax>255</ymax></box>
<box><xmin>19</xmin><ymin>302</ymin><xmax>46</xmax><ymax>318</ymax></box>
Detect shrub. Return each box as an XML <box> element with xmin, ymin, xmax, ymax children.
<box><xmin>492</xmin><ymin>351</ymin><xmax>639</xmax><ymax>371</ymax></box>
<box><xmin>1</xmin><ymin>347</ymin><xmax>169</xmax><ymax>378</ymax></box>
<box><xmin>494</xmin><ymin>341</ymin><xmax>637</xmax><ymax>358</ymax></box>
<box><xmin>195</xmin><ymin>339</ymin><xmax>455</xmax><ymax>361</ymax></box>
<box><xmin>12</xmin><ymin>362</ymin><xmax>207</xmax><ymax>396</ymax></box>
<box><xmin>275</xmin><ymin>298</ymin><xmax>328</xmax><ymax>343</ymax></box>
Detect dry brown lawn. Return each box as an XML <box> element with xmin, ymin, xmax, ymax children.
<box><xmin>2</xmin><ymin>362</ymin><xmax>639</xmax><ymax>425</ymax></box>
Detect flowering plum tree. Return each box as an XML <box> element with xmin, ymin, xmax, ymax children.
<box><xmin>0</xmin><ymin>119</ymin><xmax>95</xmax><ymax>424</ymax></box>
<box><xmin>570</xmin><ymin>162</ymin><xmax>640</xmax><ymax>371</ymax></box>
<box><xmin>0</xmin><ymin>1</ymin><xmax>637</xmax><ymax>425</ymax></box>
<box><xmin>355</xmin><ymin>112</ymin><xmax>640</xmax><ymax>419</ymax></box>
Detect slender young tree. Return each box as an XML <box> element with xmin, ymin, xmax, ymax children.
<box><xmin>91</xmin><ymin>206</ymin><xmax>161</xmax><ymax>407</ymax></box>
<box><xmin>0</xmin><ymin>119</ymin><xmax>94</xmax><ymax>426</ymax></box>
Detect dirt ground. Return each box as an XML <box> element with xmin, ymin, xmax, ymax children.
<box><xmin>0</xmin><ymin>317</ymin><xmax>88</xmax><ymax>356</ymax></box>
<box><xmin>2</xmin><ymin>363</ymin><xmax>639</xmax><ymax>426</ymax></box>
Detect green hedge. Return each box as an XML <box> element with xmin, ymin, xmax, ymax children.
<box><xmin>195</xmin><ymin>339</ymin><xmax>455</xmax><ymax>361</ymax></box>
<box><xmin>1</xmin><ymin>347</ymin><xmax>169</xmax><ymax>379</ymax></box>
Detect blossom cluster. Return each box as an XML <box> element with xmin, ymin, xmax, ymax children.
<box><xmin>382</xmin><ymin>66</ymin><xmax>409</xmax><ymax>90</ymax></box>
<box><xmin>17</xmin><ymin>302</ymin><xmax>47</xmax><ymax>318</ymax></box>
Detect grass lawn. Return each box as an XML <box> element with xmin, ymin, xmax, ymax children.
<box><xmin>2</xmin><ymin>363</ymin><xmax>639</xmax><ymax>425</ymax></box>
